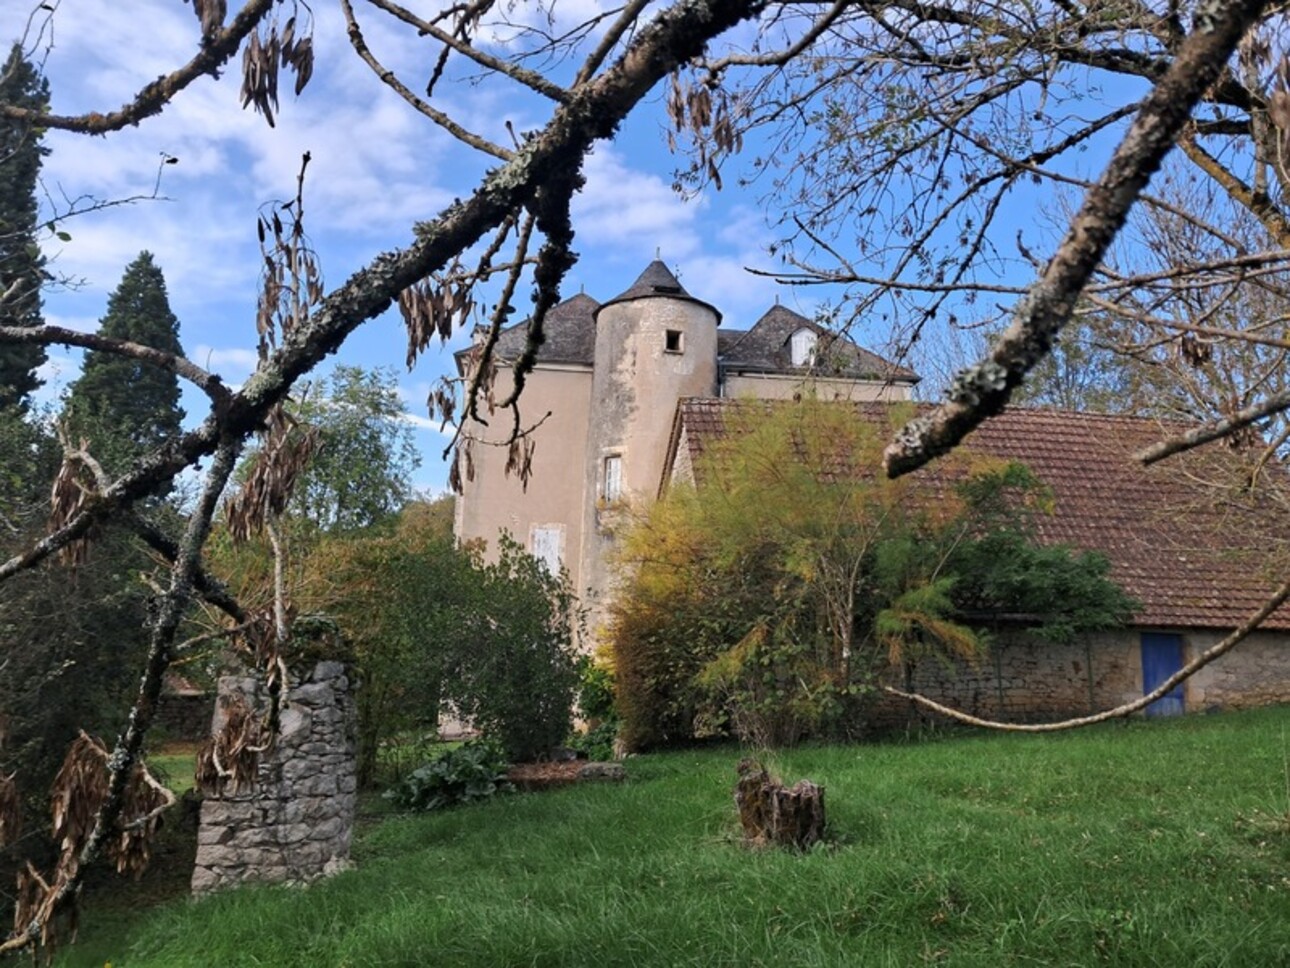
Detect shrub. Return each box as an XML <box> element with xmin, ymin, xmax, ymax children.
<box><xmin>449</xmin><ymin>534</ymin><xmax>583</xmax><ymax>762</ymax></box>
<box><xmin>567</xmin><ymin>720</ymin><xmax>619</xmax><ymax>762</ymax></box>
<box><xmin>576</xmin><ymin>655</ymin><xmax>617</xmax><ymax>724</ymax></box>
<box><xmin>383</xmin><ymin>740</ymin><xmax>513</xmax><ymax>812</ymax></box>
<box><xmin>610</xmin><ymin>400</ymin><xmax>1138</xmax><ymax>750</ymax></box>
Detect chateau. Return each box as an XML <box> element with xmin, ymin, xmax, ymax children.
<box><xmin>454</xmin><ymin>260</ymin><xmax>919</xmax><ymax>619</ymax></box>
<box><xmin>454</xmin><ymin>259</ymin><xmax>1290</xmax><ymax>722</ymax></box>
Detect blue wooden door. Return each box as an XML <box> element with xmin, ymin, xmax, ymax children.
<box><xmin>1141</xmin><ymin>632</ymin><xmax>1185</xmax><ymax>717</ymax></box>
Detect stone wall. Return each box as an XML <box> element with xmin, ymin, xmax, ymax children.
<box><xmin>870</xmin><ymin>631</ymin><xmax>1141</xmax><ymax>728</ymax></box>
<box><xmin>192</xmin><ymin>660</ymin><xmax>357</xmax><ymax>894</ymax></box>
<box><xmin>1175</xmin><ymin>629</ymin><xmax>1290</xmax><ymax>711</ymax></box>
<box><xmin>870</xmin><ymin>627</ymin><xmax>1290</xmax><ymax>728</ymax></box>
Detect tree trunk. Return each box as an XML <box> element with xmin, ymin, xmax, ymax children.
<box><xmin>733</xmin><ymin>759</ymin><xmax>825</xmax><ymax>850</ymax></box>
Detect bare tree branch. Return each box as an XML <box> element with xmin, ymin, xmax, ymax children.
<box><xmin>340</xmin><ymin>0</ymin><xmax>511</xmax><ymax>160</ymax></box>
<box><xmin>0</xmin><ymin>325</ymin><xmax>231</xmax><ymax>406</ymax></box>
<box><xmin>0</xmin><ymin>0</ymin><xmax>276</xmax><ymax>134</ymax></box>
<box><xmin>883</xmin><ymin>0</ymin><xmax>1273</xmax><ymax>478</ymax></box>
<box><xmin>1134</xmin><ymin>386</ymin><xmax>1290</xmax><ymax>464</ymax></box>
<box><xmin>700</xmin><ymin>0</ymin><xmax>851</xmax><ymax>73</ymax></box>
<box><xmin>363</xmin><ymin>0</ymin><xmax>572</xmax><ymax>102</ymax></box>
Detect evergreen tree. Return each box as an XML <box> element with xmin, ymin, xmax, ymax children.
<box><xmin>64</xmin><ymin>252</ymin><xmax>186</xmax><ymax>477</ymax></box>
<box><xmin>0</xmin><ymin>45</ymin><xmax>49</xmax><ymax>411</ymax></box>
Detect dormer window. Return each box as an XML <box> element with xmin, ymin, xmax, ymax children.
<box><xmin>790</xmin><ymin>328</ymin><xmax>818</xmax><ymax>367</ymax></box>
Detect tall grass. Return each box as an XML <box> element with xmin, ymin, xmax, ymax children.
<box><xmin>60</xmin><ymin>707</ymin><xmax>1290</xmax><ymax>967</ymax></box>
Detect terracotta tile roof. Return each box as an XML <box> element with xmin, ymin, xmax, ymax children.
<box><xmin>672</xmin><ymin>398</ymin><xmax>1290</xmax><ymax>631</ymax></box>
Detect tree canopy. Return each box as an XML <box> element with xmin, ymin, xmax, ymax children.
<box><xmin>0</xmin><ymin>43</ymin><xmax>47</xmax><ymax>412</ymax></box>
<box><xmin>287</xmin><ymin>366</ymin><xmax>421</xmax><ymax>535</ymax></box>
<box><xmin>63</xmin><ymin>252</ymin><xmax>185</xmax><ymax>478</ymax></box>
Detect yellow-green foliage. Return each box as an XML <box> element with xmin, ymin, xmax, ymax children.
<box><xmin>609</xmin><ymin>399</ymin><xmax>1135</xmax><ymax>750</ymax></box>
<box><xmin>610</xmin><ymin>400</ymin><xmax>979</xmax><ymax>749</ymax></box>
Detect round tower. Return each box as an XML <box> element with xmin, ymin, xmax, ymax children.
<box><xmin>580</xmin><ymin>260</ymin><xmax>720</xmax><ymax>610</ymax></box>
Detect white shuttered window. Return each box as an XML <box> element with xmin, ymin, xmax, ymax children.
<box><xmin>603</xmin><ymin>455</ymin><xmax>623</xmax><ymax>502</ymax></box>
<box><xmin>530</xmin><ymin>526</ymin><xmax>562</xmax><ymax>574</ymax></box>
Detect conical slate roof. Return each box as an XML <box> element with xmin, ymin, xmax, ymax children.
<box><xmin>595</xmin><ymin>260</ymin><xmax>722</xmax><ymax>323</ymax></box>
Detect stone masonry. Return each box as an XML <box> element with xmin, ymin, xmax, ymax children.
<box><xmin>871</xmin><ymin>627</ymin><xmax>1290</xmax><ymax>727</ymax></box>
<box><xmin>192</xmin><ymin>660</ymin><xmax>357</xmax><ymax>894</ymax></box>
<box><xmin>870</xmin><ymin>631</ymin><xmax>1140</xmax><ymax>728</ymax></box>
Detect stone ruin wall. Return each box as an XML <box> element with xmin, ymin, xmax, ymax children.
<box><xmin>192</xmin><ymin>660</ymin><xmax>356</xmax><ymax>894</ymax></box>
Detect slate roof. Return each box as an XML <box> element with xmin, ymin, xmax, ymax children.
<box><xmin>458</xmin><ymin>292</ymin><xmax>601</xmax><ymax>370</ymax></box>
<box><xmin>719</xmin><ymin>304</ymin><xmax>920</xmax><ymax>383</ymax></box>
<box><xmin>465</xmin><ymin>285</ymin><xmax>916</xmax><ymax>382</ymax></box>
<box><xmin>670</xmin><ymin>398</ymin><xmax>1290</xmax><ymax>631</ymax></box>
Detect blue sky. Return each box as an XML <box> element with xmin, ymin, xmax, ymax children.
<box><xmin>2</xmin><ymin>1</ymin><xmax>1127</xmax><ymax>493</ymax></box>
<box><xmin>2</xmin><ymin>1</ymin><xmax>825</xmax><ymax>493</ymax></box>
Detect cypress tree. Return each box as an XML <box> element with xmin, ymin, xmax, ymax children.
<box><xmin>64</xmin><ymin>252</ymin><xmax>186</xmax><ymax>477</ymax></box>
<box><xmin>0</xmin><ymin>44</ymin><xmax>49</xmax><ymax>411</ymax></box>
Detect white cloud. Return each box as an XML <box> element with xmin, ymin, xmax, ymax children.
<box><xmin>192</xmin><ymin>345</ymin><xmax>260</xmax><ymax>377</ymax></box>
<box><xmin>399</xmin><ymin>411</ymin><xmax>452</xmax><ymax>437</ymax></box>
<box><xmin>574</xmin><ymin>146</ymin><xmax>707</xmax><ymax>262</ymax></box>
<box><xmin>43</xmin><ymin>311</ymin><xmax>99</xmax><ymax>334</ymax></box>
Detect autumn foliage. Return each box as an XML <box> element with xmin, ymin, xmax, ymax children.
<box><xmin>610</xmin><ymin>400</ymin><xmax>1136</xmax><ymax>750</ymax></box>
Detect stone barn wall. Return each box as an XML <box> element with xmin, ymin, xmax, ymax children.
<box><xmin>870</xmin><ymin>627</ymin><xmax>1290</xmax><ymax>729</ymax></box>
<box><xmin>192</xmin><ymin>660</ymin><xmax>356</xmax><ymax>894</ymax></box>
<box><xmin>870</xmin><ymin>631</ymin><xmax>1141</xmax><ymax>728</ymax></box>
<box><xmin>1170</xmin><ymin>629</ymin><xmax>1290</xmax><ymax>711</ymax></box>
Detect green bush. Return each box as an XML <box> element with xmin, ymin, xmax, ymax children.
<box><xmin>610</xmin><ymin>400</ymin><xmax>1138</xmax><ymax>750</ymax></box>
<box><xmin>383</xmin><ymin>740</ymin><xmax>513</xmax><ymax>812</ymax></box>
<box><xmin>567</xmin><ymin>720</ymin><xmax>619</xmax><ymax>762</ymax></box>
<box><xmin>449</xmin><ymin>534</ymin><xmax>582</xmax><ymax>762</ymax></box>
<box><xmin>576</xmin><ymin>657</ymin><xmax>616</xmax><ymax>724</ymax></box>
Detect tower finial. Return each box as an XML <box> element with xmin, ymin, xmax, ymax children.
<box><xmin>655</xmin><ymin>245</ymin><xmax>661</xmax><ymax>260</ymax></box>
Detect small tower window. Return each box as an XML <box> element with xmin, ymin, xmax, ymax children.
<box><xmin>790</xmin><ymin>328</ymin><xmax>818</xmax><ymax>367</ymax></box>
<box><xmin>603</xmin><ymin>455</ymin><xmax>623</xmax><ymax>502</ymax></box>
<box><xmin>665</xmin><ymin>329</ymin><xmax>684</xmax><ymax>354</ymax></box>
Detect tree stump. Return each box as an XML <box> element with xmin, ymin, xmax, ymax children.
<box><xmin>733</xmin><ymin>759</ymin><xmax>826</xmax><ymax>850</ymax></box>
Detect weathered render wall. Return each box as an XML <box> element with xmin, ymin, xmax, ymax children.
<box><xmin>454</xmin><ymin>364</ymin><xmax>593</xmax><ymax>590</ymax></box>
<box><xmin>192</xmin><ymin>660</ymin><xmax>357</xmax><ymax>894</ymax></box>
<box><xmin>580</xmin><ymin>294</ymin><xmax>719</xmax><ymax>631</ymax></box>
<box><xmin>723</xmin><ymin>373</ymin><xmax>913</xmax><ymax>402</ymax></box>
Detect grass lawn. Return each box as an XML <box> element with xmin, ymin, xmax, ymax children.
<box><xmin>146</xmin><ymin>742</ymin><xmax>199</xmax><ymax>796</ymax></box>
<box><xmin>56</xmin><ymin>707</ymin><xmax>1290</xmax><ymax>967</ymax></box>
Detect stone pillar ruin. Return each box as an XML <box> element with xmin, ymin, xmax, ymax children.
<box><xmin>191</xmin><ymin>660</ymin><xmax>357</xmax><ymax>894</ymax></box>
